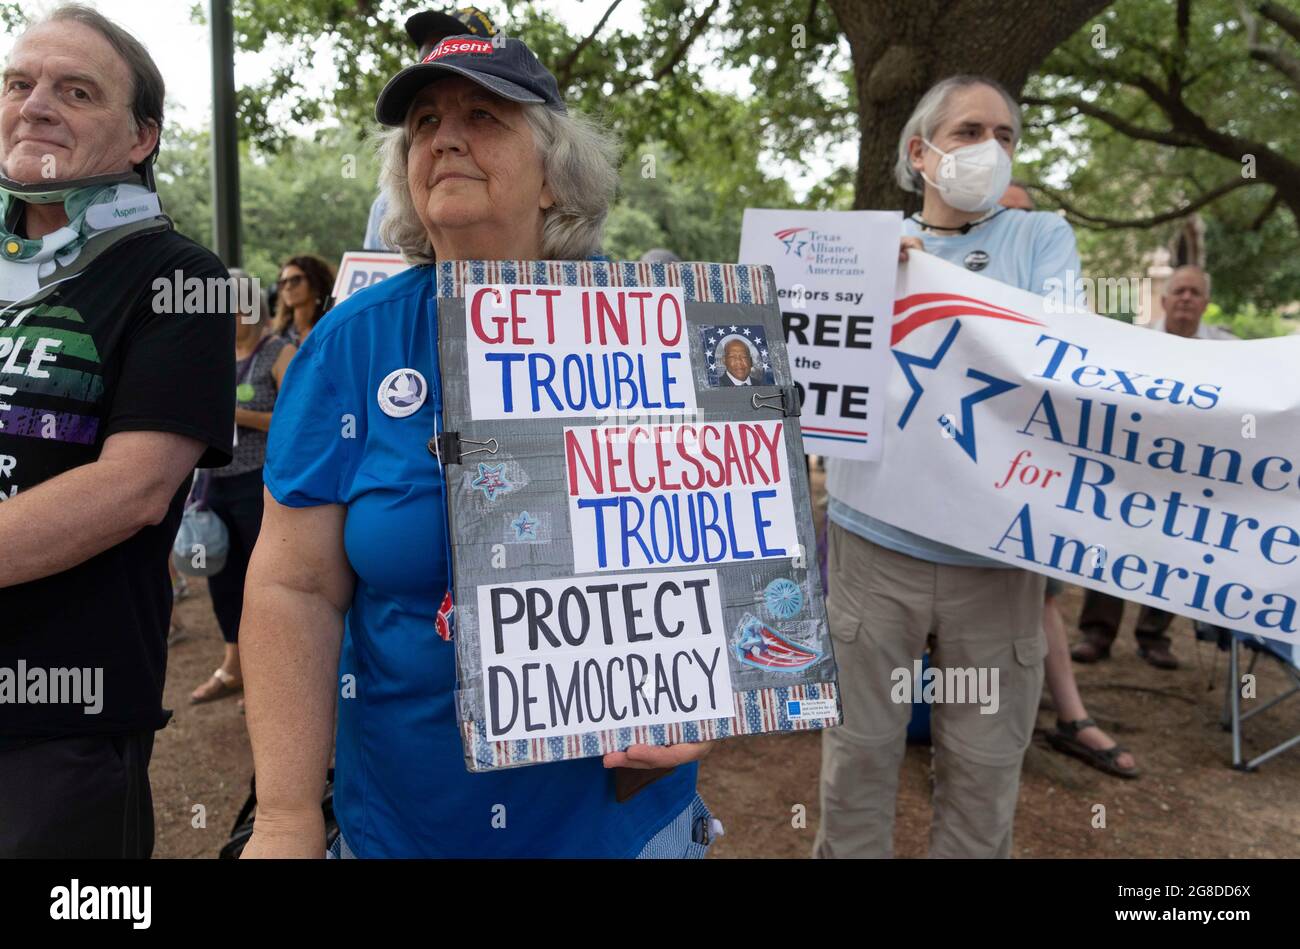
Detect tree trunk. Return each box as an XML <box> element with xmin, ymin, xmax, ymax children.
<box><xmin>827</xmin><ymin>0</ymin><xmax>1113</xmax><ymax>210</ymax></box>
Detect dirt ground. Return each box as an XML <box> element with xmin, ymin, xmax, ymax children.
<box><xmin>152</xmin><ymin>469</ymin><xmax>1300</xmax><ymax>858</ymax></box>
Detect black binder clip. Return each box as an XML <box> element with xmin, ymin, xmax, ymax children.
<box><xmin>429</xmin><ymin>432</ymin><xmax>499</xmax><ymax>465</ymax></box>
<box><xmin>751</xmin><ymin>386</ymin><xmax>802</xmax><ymax>418</ymax></box>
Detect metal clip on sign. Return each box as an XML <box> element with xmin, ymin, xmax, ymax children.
<box><xmin>751</xmin><ymin>385</ymin><xmax>803</xmax><ymax>418</ymax></box>
<box><xmin>428</xmin><ymin>432</ymin><xmax>500</xmax><ymax>465</ymax></box>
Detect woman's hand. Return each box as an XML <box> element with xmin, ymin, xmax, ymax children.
<box><xmin>603</xmin><ymin>741</ymin><xmax>715</xmax><ymax>770</ymax></box>
<box><xmin>899</xmin><ymin>236</ymin><xmax>924</xmax><ymax>262</ymax></box>
<box><xmin>240</xmin><ymin>806</ymin><xmax>327</xmax><ymax>859</ymax></box>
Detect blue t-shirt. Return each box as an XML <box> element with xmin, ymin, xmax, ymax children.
<box><xmin>264</xmin><ymin>265</ymin><xmax>697</xmax><ymax>857</ymax></box>
<box><xmin>829</xmin><ymin>208</ymin><xmax>1082</xmax><ymax>567</ymax></box>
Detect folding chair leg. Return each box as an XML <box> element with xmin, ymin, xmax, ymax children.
<box><xmin>1229</xmin><ymin>637</ymin><xmax>1245</xmax><ymax>769</ymax></box>
<box><xmin>1244</xmin><ymin>733</ymin><xmax>1300</xmax><ymax>771</ymax></box>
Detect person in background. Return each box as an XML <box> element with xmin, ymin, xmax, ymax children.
<box><xmin>819</xmin><ymin>75</ymin><xmax>1070</xmax><ymax>859</ymax></box>
<box><xmin>0</xmin><ymin>4</ymin><xmax>234</xmax><ymax>857</ymax></box>
<box><xmin>1000</xmin><ymin>179</ymin><xmax>1034</xmax><ymax>210</ymax></box>
<box><xmin>362</xmin><ymin>6</ymin><xmax>498</xmax><ymax>251</ymax></box>
<box><xmin>167</xmin><ymin>559</ymin><xmax>189</xmax><ymax>645</ymax></box>
<box><xmin>640</xmin><ymin>247</ymin><xmax>681</xmax><ymax>264</ymax></box>
<box><xmin>1071</xmin><ymin>265</ymin><xmax>1231</xmax><ymax>670</ymax></box>
<box><xmin>995</xmin><ymin>184</ymin><xmax>1139</xmax><ymax>779</ymax></box>
<box><xmin>190</xmin><ymin>270</ymin><xmax>295</xmax><ymax>704</ymax></box>
<box><xmin>270</xmin><ymin>254</ymin><xmax>333</xmax><ymax>345</ymax></box>
<box><xmin>1152</xmin><ymin>265</ymin><xmax>1235</xmax><ymax>339</ymax></box>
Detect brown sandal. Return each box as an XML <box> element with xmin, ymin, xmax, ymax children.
<box><xmin>1047</xmin><ymin>717</ymin><xmax>1140</xmax><ymax>779</ymax></box>
<box><xmin>190</xmin><ymin>668</ymin><xmax>242</xmax><ymax>705</ymax></box>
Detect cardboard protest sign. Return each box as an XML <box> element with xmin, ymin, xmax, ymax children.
<box><xmin>331</xmin><ymin>250</ymin><xmax>409</xmax><ymax>304</ymax></box>
<box><xmin>436</xmin><ymin>259</ymin><xmax>841</xmax><ymax>771</ymax></box>
<box><xmin>829</xmin><ymin>251</ymin><xmax>1300</xmax><ymax>646</ymax></box>
<box><xmin>739</xmin><ymin>209</ymin><xmax>903</xmax><ymax>461</ymax></box>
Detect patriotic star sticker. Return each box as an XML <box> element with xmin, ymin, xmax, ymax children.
<box><xmin>754</xmin><ymin>336</ymin><xmax>764</xmax><ymax>345</ymax></box>
<box><xmin>511</xmin><ymin>511</ymin><xmax>538</xmax><ymax>540</ymax></box>
<box><xmin>760</xmin><ymin>350</ymin><xmax>769</xmax><ymax>359</ymax></box>
<box><xmin>742</xmin><ymin>327</ymin><xmax>752</xmax><ymax>336</ymax></box>
<box><xmin>729</xmin><ymin>325</ymin><xmax>738</xmax><ymax>332</ymax></box>
<box><xmin>470</xmin><ymin>462</ymin><xmax>512</xmax><ymax>501</ymax></box>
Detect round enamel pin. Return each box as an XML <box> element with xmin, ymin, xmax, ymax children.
<box><xmin>377</xmin><ymin>368</ymin><xmax>428</xmax><ymax>418</ymax></box>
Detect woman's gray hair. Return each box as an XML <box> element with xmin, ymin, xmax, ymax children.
<box><xmin>377</xmin><ymin>100</ymin><xmax>620</xmax><ymax>264</ymax></box>
<box><xmin>894</xmin><ymin>75</ymin><xmax>1021</xmax><ymax>194</ymax></box>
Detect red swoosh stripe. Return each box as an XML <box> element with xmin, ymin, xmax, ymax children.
<box><xmin>894</xmin><ymin>291</ymin><xmax>1034</xmax><ymax>319</ymax></box>
<box><xmin>892</xmin><ymin>299</ymin><xmax>1045</xmax><ymax>346</ymax></box>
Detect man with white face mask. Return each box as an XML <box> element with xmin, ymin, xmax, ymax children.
<box><xmin>817</xmin><ymin>76</ymin><xmax>1082</xmax><ymax>859</ymax></box>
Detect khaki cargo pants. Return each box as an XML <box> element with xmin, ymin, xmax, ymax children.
<box><xmin>814</xmin><ymin>522</ymin><xmax>1046</xmax><ymax>858</ymax></box>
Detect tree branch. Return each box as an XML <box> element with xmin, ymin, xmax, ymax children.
<box><xmin>1260</xmin><ymin>1</ymin><xmax>1300</xmax><ymax>45</ymax></box>
<box><xmin>1250</xmin><ymin>189</ymin><xmax>1282</xmax><ymax>230</ymax></box>
<box><xmin>1021</xmin><ymin>94</ymin><xmax>1199</xmax><ymax>148</ymax></box>
<box><xmin>1249</xmin><ymin>44</ymin><xmax>1300</xmax><ymax>87</ymax></box>
<box><xmin>1171</xmin><ymin>0</ymin><xmax>1191</xmax><ymax>98</ymax></box>
<box><xmin>1032</xmin><ymin>177</ymin><xmax>1261</xmax><ymax>230</ymax></box>
<box><xmin>1241</xmin><ymin>0</ymin><xmax>1300</xmax><ymax>89</ymax></box>
<box><xmin>553</xmin><ymin>0</ymin><xmax>623</xmax><ymax>87</ymax></box>
<box><xmin>805</xmin><ymin>0</ymin><xmax>820</xmax><ymax>30</ymax></box>
<box><xmin>652</xmin><ymin>0</ymin><xmax>722</xmax><ymax>83</ymax></box>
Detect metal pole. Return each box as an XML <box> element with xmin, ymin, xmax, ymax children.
<box><xmin>210</xmin><ymin>0</ymin><xmax>241</xmax><ymax>266</ymax></box>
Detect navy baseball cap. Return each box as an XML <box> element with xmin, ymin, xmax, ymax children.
<box><xmin>404</xmin><ymin>7</ymin><xmax>496</xmax><ymax>55</ymax></box>
<box><xmin>375</xmin><ymin>34</ymin><xmax>566</xmax><ymax>126</ymax></box>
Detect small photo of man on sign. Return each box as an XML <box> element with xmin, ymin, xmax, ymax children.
<box><xmin>703</xmin><ymin>324</ymin><xmax>775</xmax><ymax>388</ymax></box>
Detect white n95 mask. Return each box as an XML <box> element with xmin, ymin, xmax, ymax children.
<box><xmin>921</xmin><ymin>137</ymin><xmax>1013</xmax><ymax>213</ymax></box>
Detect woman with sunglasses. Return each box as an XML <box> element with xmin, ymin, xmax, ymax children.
<box><xmin>271</xmin><ymin>254</ymin><xmax>335</xmax><ymax>345</ymax></box>
<box><xmin>189</xmin><ymin>270</ymin><xmax>296</xmax><ymax>705</ymax></box>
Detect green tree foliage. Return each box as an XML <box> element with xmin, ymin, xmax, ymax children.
<box><xmin>604</xmin><ymin>136</ymin><xmax>794</xmax><ymax>262</ymax></box>
<box><xmin>217</xmin><ymin>0</ymin><xmax>842</xmax><ymax>260</ymax></box>
<box><xmin>1023</xmin><ymin>0</ymin><xmax>1300</xmax><ymax>313</ymax></box>
<box><xmin>156</xmin><ymin>125</ymin><xmax>376</xmax><ymax>284</ymax></box>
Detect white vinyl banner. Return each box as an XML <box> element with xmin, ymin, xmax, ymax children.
<box><xmin>739</xmin><ymin>209</ymin><xmax>902</xmax><ymax>462</ymax></box>
<box><xmin>828</xmin><ymin>252</ymin><xmax>1300</xmax><ymax>646</ymax></box>
<box><xmin>332</xmin><ymin>250</ymin><xmax>410</xmax><ymax>303</ymax></box>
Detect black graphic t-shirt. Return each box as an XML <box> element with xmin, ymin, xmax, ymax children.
<box><xmin>0</xmin><ymin>228</ymin><xmax>235</xmax><ymax>743</ymax></box>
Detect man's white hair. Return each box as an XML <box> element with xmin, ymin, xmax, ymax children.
<box><xmin>376</xmin><ymin>100</ymin><xmax>620</xmax><ymax>264</ymax></box>
<box><xmin>894</xmin><ymin>75</ymin><xmax>1022</xmax><ymax>194</ymax></box>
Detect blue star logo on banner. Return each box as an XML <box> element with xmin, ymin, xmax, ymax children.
<box><xmin>893</xmin><ymin>320</ymin><xmax>1018</xmax><ymax>463</ymax></box>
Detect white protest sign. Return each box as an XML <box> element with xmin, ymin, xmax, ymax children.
<box><xmin>563</xmin><ymin>421</ymin><xmax>799</xmax><ymax>572</ymax></box>
<box><xmin>739</xmin><ymin>209</ymin><xmax>903</xmax><ymax>461</ymax></box>
<box><xmin>829</xmin><ymin>252</ymin><xmax>1300</xmax><ymax>645</ymax></box>
<box><xmin>465</xmin><ymin>283</ymin><xmax>695</xmax><ymax>420</ymax></box>
<box><xmin>439</xmin><ymin>259</ymin><xmax>842</xmax><ymax>771</ymax></box>
<box><xmin>332</xmin><ymin>251</ymin><xmax>409</xmax><ymax>303</ymax></box>
<box><xmin>477</xmin><ymin>569</ymin><xmax>734</xmax><ymax>742</ymax></box>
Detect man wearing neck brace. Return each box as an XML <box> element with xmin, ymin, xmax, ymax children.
<box><xmin>0</xmin><ymin>6</ymin><xmax>234</xmax><ymax>857</ymax></box>
<box><xmin>817</xmin><ymin>76</ymin><xmax>1082</xmax><ymax>859</ymax></box>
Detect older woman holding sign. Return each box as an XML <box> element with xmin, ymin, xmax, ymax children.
<box><xmin>238</xmin><ymin>36</ymin><xmax>713</xmax><ymax>859</ymax></box>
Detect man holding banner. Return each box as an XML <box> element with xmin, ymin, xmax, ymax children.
<box><xmin>815</xmin><ymin>76</ymin><xmax>1075</xmax><ymax>858</ymax></box>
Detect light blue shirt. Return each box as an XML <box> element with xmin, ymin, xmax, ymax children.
<box><xmin>829</xmin><ymin>208</ymin><xmax>1082</xmax><ymax>567</ymax></box>
<box><xmin>362</xmin><ymin>192</ymin><xmax>390</xmax><ymax>251</ymax></box>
